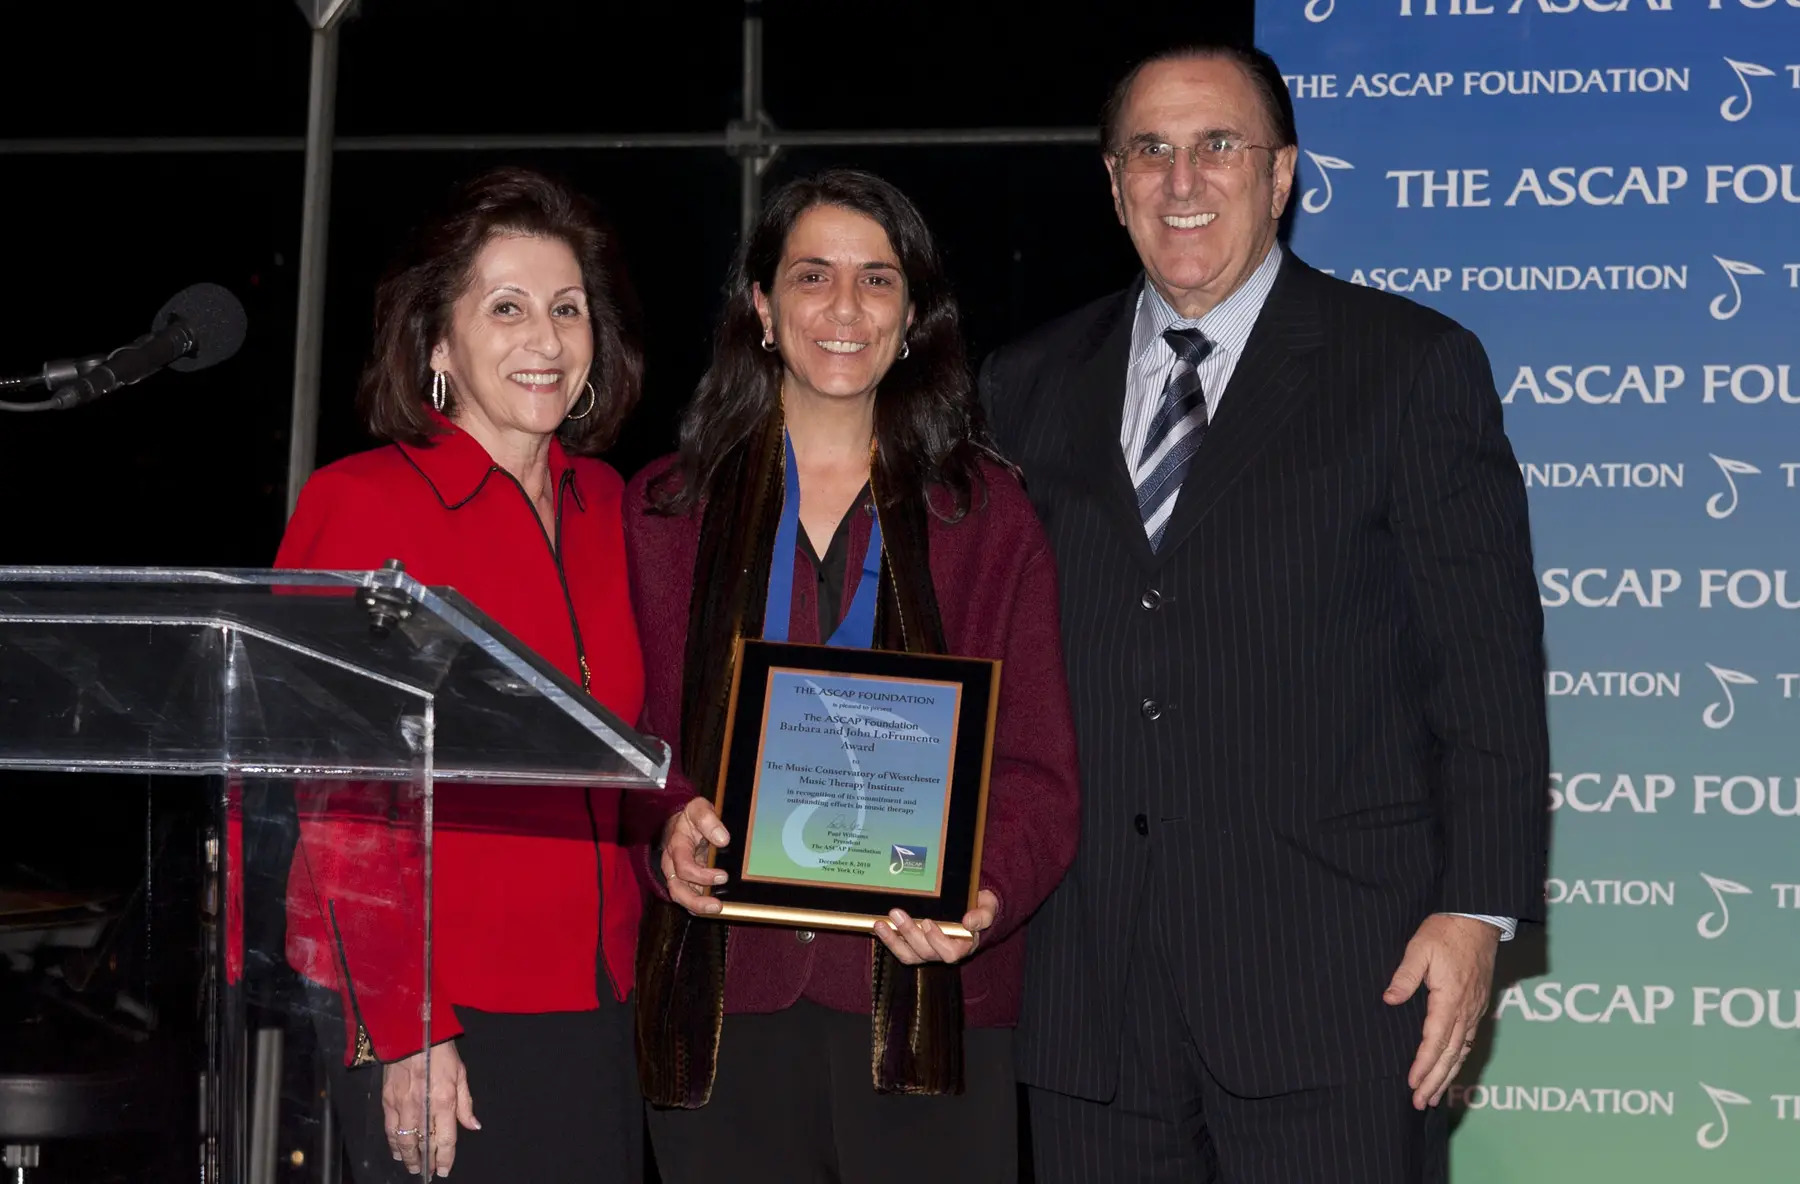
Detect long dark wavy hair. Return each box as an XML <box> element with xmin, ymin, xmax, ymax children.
<box><xmin>653</xmin><ymin>168</ymin><xmax>989</xmax><ymax>518</ymax></box>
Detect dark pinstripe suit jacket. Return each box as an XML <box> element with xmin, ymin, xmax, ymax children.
<box><xmin>979</xmin><ymin>252</ymin><xmax>1549</xmax><ymax>1100</ymax></box>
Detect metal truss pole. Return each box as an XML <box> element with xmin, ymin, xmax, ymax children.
<box><xmin>734</xmin><ymin>3</ymin><xmax>771</xmax><ymax>240</ymax></box>
<box><xmin>285</xmin><ymin>0</ymin><xmax>357</xmax><ymax>516</ymax></box>
<box><xmin>0</xmin><ymin>2</ymin><xmax>1095</xmax><ymax>501</ymax></box>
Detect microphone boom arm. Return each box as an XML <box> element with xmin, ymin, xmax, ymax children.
<box><xmin>0</xmin><ymin>283</ymin><xmax>244</xmax><ymax>412</ymax></box>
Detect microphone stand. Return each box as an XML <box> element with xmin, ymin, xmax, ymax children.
<box><xmin>4</xmin><ymin>285</ymin><xmax>245</xmax><ymax>412</ymax></box>
<box><xmin>0</xmin><ymin>370</ymin><xmax>53</xmax><ymax>411</ymax></box>
<box><xmin>0</xmin><ymin>351</ymin><xmax>121</xmax><ymax>412</ymax></box>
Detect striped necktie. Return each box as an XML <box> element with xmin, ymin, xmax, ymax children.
<box><xmin>1136</xmin><ymin>327</ymin><xmax>1213</xmax><ymax>550</ymax></box>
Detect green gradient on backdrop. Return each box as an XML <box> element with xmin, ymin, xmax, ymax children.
<box><xmin>1255</xmin><ymin>5</ymin><xmax>1800</xmax><ymax>1179</ymax></box>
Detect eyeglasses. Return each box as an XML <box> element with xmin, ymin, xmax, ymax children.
<box><xmin>1112</xmin><ymin>136</ymin><xmax>1274</xmax><ymax>175</ymax></box>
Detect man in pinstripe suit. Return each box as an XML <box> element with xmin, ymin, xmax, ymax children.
<box><xmin>978</xmin><ymin>44</ymin><xmax>1549</xmax><ymax>1183</ymax></box>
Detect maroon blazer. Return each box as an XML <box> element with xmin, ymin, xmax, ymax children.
<box><xmin>622</xmin><ymin>456</ymin><xmax>1080</xmax><ymax>1028</ymax></box>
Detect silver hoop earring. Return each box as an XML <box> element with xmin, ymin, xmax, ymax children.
<box><xmin>898</xmin><ymin>341</ymin><xmax>910</xmax><ymax>361</ymax></box>
<box><xmin>760</xmin><ymin>328</ymin><xmax>778</xmax><ymax>352</ymax></box>
<box><xmin>430</xmin><ymin>371</ymin><xmax>447</xmax><ymax>413</ymax></box>
<box><xmin>565</xmin><ymin>380</ymin><xmax>598</xmax><ymax>422</ymax></box>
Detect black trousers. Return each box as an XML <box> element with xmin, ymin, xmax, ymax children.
<box><xmin>648</xmin><ymin>999</ymin><xmax>1017</xmax><ymax>1184</ymax></box>
<box><xmin>1027</xmin><ymin>906</ymin><xmax>1447</xmax><ymax>1184</ymax></box>
<box><xmin>308</xmin><ymin>984</ymin><xmax>642</xmax><ymax>1183</ymax></box>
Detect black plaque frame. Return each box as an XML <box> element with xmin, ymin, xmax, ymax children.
<box><xmin>707</xmin><ymin>639</ymin><xmax>1000</xmax><ymax>938</ymax></box>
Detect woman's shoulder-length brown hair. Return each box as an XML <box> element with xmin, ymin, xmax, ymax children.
<box><xmin>357</xmin><ymin>166</ymin><xmax>643</xmax><ymax>455</ymax></box>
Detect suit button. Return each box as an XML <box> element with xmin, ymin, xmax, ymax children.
<box><xmin>1140</xmin><ymin>698</ymin><xmax>1162</xmax><ymax>721</ymax></box>
<box><xmin>1140</xmin><ymin>588</ymin><xmax>1161</xmax><ymax>611</ymax></box>
<box><xmin>795</xmin><ymin>929</ymin><xmax>815</xmax><ymax>944</ymax></box>
<box><xmin>1134</xmin><ymin>814</ymin><xmax>1149</xmax><ymax>836</ymax></box>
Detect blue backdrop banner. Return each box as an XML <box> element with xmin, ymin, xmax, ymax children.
<box><xmin>1257</xmin><ymin>3</ymin><xmax>1800</xmax><ymax>1180</ymax></box>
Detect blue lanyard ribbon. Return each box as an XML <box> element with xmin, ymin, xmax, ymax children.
<box><xmin>763</xmin><ymin>430</ymin><xmax>883</xmax><ymax>649</ymax></box>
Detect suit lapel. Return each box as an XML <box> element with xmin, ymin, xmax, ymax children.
<box><xmin>1057</xmin><ymin>280</ymin><xmax>1157</xmax><ymax>568</ymax></box>
<box><xmin>1155</xmin><ymin>255</ymin><xmax>1326</xmax><ymax>559</ymax></box>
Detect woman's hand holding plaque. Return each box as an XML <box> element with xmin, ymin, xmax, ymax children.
<box><xmin>661</xmin><ymin>796</ymin><xmax>730</xmax><ymax>917</ymax></box>
<box><xmin>873</xmin><ymin>890</ymin><xmax>998</xmax><ymax>965</ymax></box>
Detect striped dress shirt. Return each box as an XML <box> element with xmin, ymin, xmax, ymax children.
<box><xmin>1120</xmin><ymin>245</ymin><xmax>1283</xmax><ymax>545</ymax></box>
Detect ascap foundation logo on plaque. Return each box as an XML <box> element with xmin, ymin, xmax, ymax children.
<box><xmin>887</xmin><ymin>844</ymin><xmax>927</xmax><ymax>876</ymax></box>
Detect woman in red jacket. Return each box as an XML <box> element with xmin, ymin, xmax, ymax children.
<box><xmin>627</xmin><ymin>169</ymin><xmax>1080</xmax><ymax>1183</ymax></box>
<box><xmin>276</xmin><ymin>167</ymin><xmax>646</xmax><ymax>1182</ymax></box>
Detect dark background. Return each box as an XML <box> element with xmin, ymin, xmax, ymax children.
<box><xmin>0</xmin><ymin>2</ymin><xmax>1253</xmax><ymax>1178</ymax></box>
<box><xmin>0</xmin><ymin>0</ymin><xmax>1253</xmax><ymax>562</ymax></box>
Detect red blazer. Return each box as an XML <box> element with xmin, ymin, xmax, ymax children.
<box><xmin>275</xmin><ymin>415</ymin><xmax>645</xmax><ymax>1062</ymax></box>
<box><xmin>623</xmin><ymin>456</ymin><xmax>1080</xmax><ymax>1028</ymax></box>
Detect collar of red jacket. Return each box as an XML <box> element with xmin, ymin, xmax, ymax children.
<box><xmin>396</xmin><ymin>409</ymin><xmax>587</xmax><ymax>514</ymax></box>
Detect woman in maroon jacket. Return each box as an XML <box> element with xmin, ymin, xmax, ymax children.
<box><xmin>626</xmin><ymin>169</ymin><xmax>1080</xmax><ymax>1183</ymax></box>
<box><xmin>276</xmin><ymin>168</ymin><xmax>646</xmax><ymax>1182</ymax></box>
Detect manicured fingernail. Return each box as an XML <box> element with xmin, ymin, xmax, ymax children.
<box><xmin>890</xmin><ymin>910</ymin><xmax>906</xmax><ymax>924</ymax></box>
<box><xmin>920</xmin><ymin>919</ymin><xmax>936</xmax><ymax>932</ymax></box>
<box><xmin>713</xmin><ymin>871</ymin><xmax>728</xmax><ymax>884</ymax></box>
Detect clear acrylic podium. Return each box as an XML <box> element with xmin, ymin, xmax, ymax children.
<box><xmin>0</xmin><ymin>566</ymin><xmax>668</xmax><ymax>1182</ymax></box>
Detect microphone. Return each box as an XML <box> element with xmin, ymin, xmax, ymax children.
<box><xmin>27</xmin><ymin>283</ymin><xmax>249</xmax><ymax>411</ymax></box>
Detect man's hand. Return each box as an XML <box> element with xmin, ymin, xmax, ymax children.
<box><xmin>381</xmin><ymin>1040</ymin><xmax>478</xmax><ymax>1176</ymax></box>
<box><xmin>1383</xmin><ymin>913</ymin><xmax>1501</xmax><ymax>1110</ymax></box>
<box><xmin>661</xmin><ymin>797</ymin><xmax>730</xmax><ymax>917</ymax></box>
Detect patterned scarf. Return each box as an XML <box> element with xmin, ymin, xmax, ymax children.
<box><xmin>635</xmin><ymin>409</ymin><xmax>965</xmax><ymax>1106</ymax></box>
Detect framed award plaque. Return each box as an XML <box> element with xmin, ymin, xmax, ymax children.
<box><xmin>706</xmin><ymin>639</ymin><xmax>1000</xmax><ymax>939</ymax></box>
